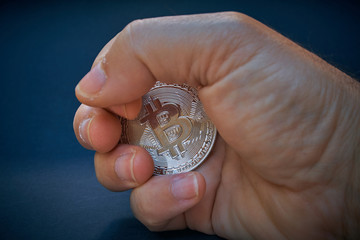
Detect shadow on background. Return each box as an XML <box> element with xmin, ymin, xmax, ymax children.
<box><xmin>0</xmin><ymin>0</ymin><xmax>359</xmax><ymax>239</ymax></box>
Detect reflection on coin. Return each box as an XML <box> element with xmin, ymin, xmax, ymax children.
<box><xmin>120</xmin><ymin>81</ymin><xmax>216</xmax><ymax>175</ymax></box>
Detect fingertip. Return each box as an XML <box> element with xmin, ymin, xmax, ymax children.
<box><xmin>88</xmin><ymin>111</ymin><xmax>122</xmax><ymax>153</ymax></box>
<box><xmin>171</xmin><ymin>172</ymin><xmax>206</xmax><ymax>201</ymax></box>
<box><xmin>78</xmin><ymin>116</ymin><xmax>94</xmax><ymax>150</ymax></box>
<box><xmin>132</xmin><ymin>146</ymin><xmax>154</xmax><ymax>184</ymax></box>
<box><xmin>75</xmin><ymin>62</ymin><xmax>107</xmax><ymax>104</ymax></box>
<box><xmin>125</xmin><ymin>98</ymin><xmax>143</xmax><ymax>120</ymax></box>
<box><xmin>74</xmin><ymin>104</ymin><xmax>122</xmax><ymax>153</ymax></box>
<box><xmin>74</xmin><ymin>104</ymin><xmax>95</xmax><ymax>150</ymax></box>
<box><xmin>95</xmin><ymin>145</ymin><xmax>154</xmax><ymax>192</ymax></box>
<box><xmin>114</xmin><ymin>145</ymin><xmax>154</xmax><ymax>186</ymax></box>
<box><xmin>195</xmin><ymin>172</ymin><xmax>206</xmax><ymax>199</ymax></box>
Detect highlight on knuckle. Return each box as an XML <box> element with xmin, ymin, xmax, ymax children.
<box><xmin>216</xmin><ymin>11</ymin><xmax>252</xmax><ymax>27</ymax></box>
<box><xmin>123</xmin><ymin>19</ymin><xmax>147</xmax><ymax>48</ymax></box>
<box><xmin>125</xmin><ymin>19</ymin><xmax>144</xmax><ymax>33</ymax></box>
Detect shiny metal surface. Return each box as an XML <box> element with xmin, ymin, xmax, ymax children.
<box><xmin>121</xmin><ymin>82</ymin><xmax>216</xmax><ymax>175</ymax></box>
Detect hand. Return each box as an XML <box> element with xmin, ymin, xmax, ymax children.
<box><xmin>73</xmin><ymin>12</ymin><xmax>360</xmax><ymax>239</ymax></box>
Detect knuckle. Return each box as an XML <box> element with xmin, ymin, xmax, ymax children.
<box><xmin>219</xmin><ymin>11</ymin><xmax>245</xmax><ymax>19</ymax></box>
<box><xmin>126</xmin><ymin>18</ymin><xmax>146</xmax><ymax>31</ymax></box>
<box><xmin>145</xmin><ymin>222</ymin><xmax>166</xmax><ymax>232</ymax></box>
<box><xmin>119</xmin><ymin>18</ymin><xmax>149</xmax><ymax>57</ymax></box>
<box><xmin>143</xmin><ymin>217</ymin><xmax>167</xmax><ymax>232</ymax></box>
<box><xmin>130</xmin><ymin>190</ymin><xmax>166</xmax><ymax>231</ymax></box>
<box><xmin>217</xmin><ymin>11</ymin><xmax>253</xmax><ymax>29</ymax></box>
<box><xmin>123</xmin><ymin>19</ymin><xmax>146</xmax><ymax>42</ymax></box>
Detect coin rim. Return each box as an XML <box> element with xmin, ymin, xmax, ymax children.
<box><xmin>121</xmin><ymin>82</ymin><xmax>217</xmax><ymax>175</ymax></box>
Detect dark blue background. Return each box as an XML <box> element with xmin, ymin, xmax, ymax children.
<box><xmin>0</xmin><ymin>0</ymin><xmax>359</xmax><ymax>239</ymax></box>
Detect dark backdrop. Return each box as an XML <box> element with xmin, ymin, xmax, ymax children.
<box><xmin>0</xmin><ymin>0</ymin><xmax>359</xmax><ymax>239</ymax></box>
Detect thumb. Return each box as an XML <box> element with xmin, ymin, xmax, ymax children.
<box><xmin>75</xmin><ymin>26</ymin><xmax>155</xmax><ymax>108</ymax></box>
<box><xmin>75</xmin><ymin>12</ymin><xmax>257</xmax><ymax>110</ymax></box>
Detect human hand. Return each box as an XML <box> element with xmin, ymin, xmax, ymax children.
<box><xmin>73</xmin><ymin>12</ymin><xmax>360</xmax><ymax>239</ymax></box>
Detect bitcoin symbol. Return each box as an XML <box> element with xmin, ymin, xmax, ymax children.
<box><xmin>121</xmin><ymin>82</ymin><xmax>217</xmax><ymax>175</ymax></box>
<box><xmin>140</xmin><ymin>98</ymin><xmax>192</xmax><ymax>158</ymax></box>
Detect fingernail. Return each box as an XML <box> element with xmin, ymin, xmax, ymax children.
<box><xmin>76</xmin><ymin>62</ymin><xmax>107</xmax><ymax>96</ymax></box>
<box><xmin>123</xmin><ymin>104</ymin><xmax>128</xmax><ymax>119</ymax></box>
<box><xmin>114</xmin><ymin>150</ymin><xmax>137</xmax><ymax>183</ymax></box>
<box><xmin>108</xmin><ymin>104</ymin><xmax>128</xmax><ymax>119</ymax></box>
<box><xmin>79</xmin><ymin>118</ymin><xmax>93</xmax><ymax>146</ymax></box>
<box><xmin>171</xmin><ymin>173</ymin><xmax>199</xmax><ymax>200</ymax></box>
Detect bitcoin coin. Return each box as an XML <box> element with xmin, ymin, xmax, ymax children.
<box><xmin>120</xmin><ymin>81</ymin><xmax>216</xmax><ymax>175</ymax></box>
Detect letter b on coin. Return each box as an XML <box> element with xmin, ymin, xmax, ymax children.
<box><xmin>140</xmin><ymin>98</ymin><xmax>192</xmax><ymax>158</ymax></box>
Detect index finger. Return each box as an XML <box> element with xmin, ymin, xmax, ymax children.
<box><xmin>75</xmin><ymin>12</ymin><xmax>253</xmax><ymax>109</ymax></box>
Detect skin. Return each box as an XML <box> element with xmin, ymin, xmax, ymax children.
<box><xmin>73</xmin><ymin>12</ymin><xmax>360</xmax><ymax>239</ymax></box>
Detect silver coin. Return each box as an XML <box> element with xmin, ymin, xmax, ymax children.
<box><xmin>120</xmin><ymin>81</ymin><xmax>216</xmax><ymax>175</ymax></box>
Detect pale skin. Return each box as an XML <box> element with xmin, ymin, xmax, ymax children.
<box><xmin>73</xmin><ymin>12</ymin><xmax>360</xmax><ymax>239</ymax></box>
